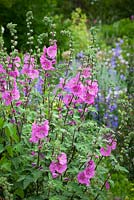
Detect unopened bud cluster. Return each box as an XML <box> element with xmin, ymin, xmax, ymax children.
<box><xmin>0</xmin><ymin>177</ymin><xmax>13</xmax><ymax>200</ymax></box>
<box><xmin>26</xmin><ymin>11</ymin><xmax>34</xmax><ymax>52</ymax></box>
<box><xmin>7</xmin><ymin>22</ymin><xmax>18</xmax><ymax>51</ymax></box>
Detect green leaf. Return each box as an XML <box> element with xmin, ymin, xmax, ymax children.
<box><xmin>32</xmin><ymin>170</ymin><xmax>42</xmax><ymax>182</ymax></box>
<box><xmin>115</xmin><ymin>164</ymin><xmax>128</xmax><ymax>173</ymax></box>
<box><xmin>0</xmin><ymin>117</ymin><xmax>4</xmax><ymax>129</ymax></box>
<box><xmin>15</xmin><ymin>188</ymin><xmax>24</xmax><ymax>198</ymax></box>
<box><xmin>6</xmin><ymin>145</ymin><xmax>13</xmax><ymax>157</ymax></box>
<box><xmin>4</xmin><ymin>122</ymin><xmax>19</xmax><ymax>142</ymax></box>
<box><xmin>23</xmin><ymin>175</ymin><xmax>34</xmax><ymax>189</ymax></box>
<box><xmin>17</xmin><ymin>175</ymin><xmax>26</xmax><ymax>182</ymax></box>
<box><xmin>0</xmin><ymin>157</ymin><xmax>11</xmax><ymax>171</ymax></box>
<box><xmin>0</xmin><ymin>144</ymin><xmax>4</xmax><ymax>153</ymax></box>
<box><xmin>49</xmin><ymin>196</ymin><xmax>67</xmax><ymax>200</ymax></box>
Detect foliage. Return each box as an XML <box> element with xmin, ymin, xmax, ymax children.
<box><xmin>68</xmin><ymin>8</ymin><xmax>90</xmax><ymax>54</ymax></box>
<box><xmin>1</xmin><ymin>0</ymin><xmax>134</xmax><ymax>52</ymax></box>
<box><xmin>117</xmin><ymin>95</ymin><xmax>134</xmax><ymax>180</ymax></box>
<box><xmin>98</xmin><ymin>18</ymin><xmax>134</xmax><ymax>45</ymax></box>
<box><xmin>106</xmin><ymin>173</ymin><xmax>134</xmax><ymax>200</ymax></box>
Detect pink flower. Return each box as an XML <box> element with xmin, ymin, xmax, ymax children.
<box><xmin>47</xmin><ymin>43</ymin><xmax>57</xmax><ymax>59</ymax></box>
<box><xmin>49</xmin><ymin>152</ymin><xmax>67</xmax><ymax>178</ymax></box>
<box><xmin>0</xmin><ymin>77</ymin><xmax>6</xmax><ymax>92</ymax></box>
<box><xmin>52</xmin><ymin>172</ymin><xmax>59</xmax><ymax>179</ymax></box>
<box><xmin>82</xmin><ymin>67</ymin><xmax>91</xmax><ymax>78</ymax></box>
<box><xmin>111</xmin><ymin>140</ymin><xmax>117</xmax><ymax>150</ymax></box>
<box><xmin>2</xmin><ymin>91</ymin><xmax>12</xmax><ymax>105</ymax></box>
<box><xmin>49</xmin><ymin>161</ymin><xmax>57</xmax><ymax>174</ymax></box>
<box><xmin>13</xmin><ymin>56</ymin><xmax>21</xmax><ymax>68</ymax></box>
<box><xmin>40</xmin><ymin>56</ymin><xmax>55</xmax><ymax>71</ymax></box>
<box><xmin>71</xmin><ymin>83</ymin><xmax>84</xmax><ymax>96</ymax></box>
<box><xmin>0</xmin><ymin>64</ymin><xmax>6</xmax><ymax>73</ymax></box>
<box><xmin>56</xmin><ymin>163</ymin><xmax>67</xmax><ymax>174</ymax></box>
<box><xmin>29</xmin><ymin>120</ymin><xmax>49</xmax><ymax>143</ymax></box>
<box><xmin>57</xmin><ymin>153</ymin><xmax>67</xmax><ymax>165</ymax></box>
<box><xmin>12</xmin><ymin>80</ymin><xmax>20</xmax><ymax>100</ymax></box>
<box><xmin>40</xmin><ymin>43</ymin><xmax>57</xmax><ymax>70</ymax></box>
<box><xmin>15</xmin><ymin>100</ymin><xmax>22</xmax><ymax>107</ymax></box>
<box><xmin>31</xmin><ymin>151</ymin><xmax>36</xmax><ymax>156</ymax></box>
<box><xmin>86</xmin><ymin>80</ymin><xmax>98</xmax><ymax>96</ymax></box>
<box><xmin>8</xmin><ymin>68</ymin><xmax>20</xmax><ymax>78</ymax></box>
<box><xmin>21</xmin><ymin>54</ymin><xmax>39</xmax><ymax>79</ymax></box>
<box><xmin>84</xmin><ymin>167</ymin><xmax>95</xmax><ymax>179</ymax></box>
<box><xmin>21</xmin><ymin>66</ymin><xmax>39</xmax><ymax>79</ymax></box>
<box><xmin>28</xmin><ymin>69</ymin><xmax>39</xmax><ymax>79</ymax></box>
<box><xmin>105</xmin><ymin>181</ymin><xmax>110</xmax><ymax>190</ymax></box>
<box><xmin>57</xmin><ymin>78</ymin><xmax>65</xmax><ymax>89</ymax></box>
<box><xmin>100</xmin><ymin>145</ymin><xmax>111</xmax><ymax>157</ymax></box>
<box><xmin>63</xmin><ymin>94</ymin><xmax>73</xmax><ymax>106</ymax></box>
<box><xmin>77</xmin><ymin>159</ymin><xmax>96</xmax><ymax>186</ymax></box>
<box><xmin>7</xmin><ymin>56</ymin><xmax>21</xmax><ymax>68</ymax></box>
<box><xmin>77</xmin><ymin>171</ymin><xmax>90</xmax><ymax>186</ymax></box>
<box><xmin>64</xmin><ymin>74</ymin><xmax>83</xmax><ymax>97</ymax></box>
<box><xmin>2</xmin><ymin>80</ymin><xmax>19</xmax><ymax>105</ymax></box>
<box><xmin>82</xmin><ymin>90</ymin><xmax>95</xmax><ymax>105</ymax></box>
<box><xmin>95</xmin><ymin>155</ymin><xmax>99</xmax><ymax>159</ymax></box>
<box><xmin>68</xmin><ymin>120</ymin><xmax>76</xmax><ymax>125</ymax></box>
<box><xmin>87</xmin><ymin>160</ymin><xmax>96</xmax><ymax>170</ymax></box>
<box><xmin>24</xmin><ymin>54</ymin><xmax>34</xmax><ymax>67</ymax></box>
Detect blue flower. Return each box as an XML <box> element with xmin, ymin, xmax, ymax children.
<box><xmin>35</xmin><ymin>76</ymin><xmax>43</xmax><ymax>94</ymax></box>
<box><xmin>120</xmin><ymin>74</ymin><xmax>126</xmax><ymax>80</ymax></box>
<box><xmin>76</xmin><ymin>51</ymin><xmax>84</xmax><ymax>59</ymax></box>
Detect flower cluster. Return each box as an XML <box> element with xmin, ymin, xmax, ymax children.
<box><xmin>96</xmin><ymin>87</ymin><xmax>119</xmax><ymax>130</ymax></box>
<box><xmin>49</xmin><ymin>153</ymin><xmax>67</xmax><ymax>178</ymax></box>
<box><xmin>21</xmin><ymin>54</ymin><xmax>39</xmax><ymax>79</ymax></box>
<box><xmin>60</xmin><ymin>71</ymin><xmax>98</xmax><ymax>108</ymax></box>
<box><xmin>40</xmin><ymin>43</ymin><xmax>57</xmax><ymax>70</ymax></box>
<box><xmin>77</xmin><ymin>160</ymin><xmax>95</xmax><ymax>186</ymax></box>
<box><xmin>100</xmin><ymin>139</ymin><xmax>117</xmax><ymax>157</ymax></box>
<box><xmin>29</xmin><ymin>120</ymin><xmax>49</xmax><ymax>143</ymax></box>
<box><xmin>0</xmin><ymin>57</ymin><xmax>20</xmax><ymax>106</ymax></box>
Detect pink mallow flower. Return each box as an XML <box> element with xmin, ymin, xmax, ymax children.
<box><xmin>84</xmin><ymin>167</ymin><xmax>95</xmax><ymax>179</ymax></box>
<box><xmin>87</xmin><ymin>160</ymin><xmax>96</xmax><ymax>171</ymax></box>
<box><xmin>21</xmin><ymin>54</ymin><xmax>39</xmax><ymax>79</ymax></box>
<box><xmin>8</xmin><ymin>68</ymin><xmax>20</xmax><ymax>78</ymax></box>
<box><xmin>29</xmin><ymin>120</ymin><xmax>49</xmax><ymax>143</ymax></box>
<box><xmin>82</xmin><ymin>90</ymin><xmax>95</xmax><ymax>105</ymax></box>
<box><xmin>2</xmin><ymin>80</ymin><xmax>20</xmax><ymax>105</ymax></box>
<box><xmin>56</xmin><ymin>163</ymin><xmax>67</xmax><ymax>174</ymax></box>
<box><xmin>15</xmin><ymin>100</ymin><xmax>22</xmax><ymax>107</ymax></box>
<box><xmin>47</xmin><ymin>43</ymin><xmax>57</xmax><ymax>59</ymax></box>
<box><xmin>111</xmin><ymin>140</ymin><xmax>117</xmax><ymax>150</ymax></box>
<box><xmin>7</xmin><ymin>56</ymin><xmax>21</xmax><ymax>68</ymax></box>
<box><xmin>100</xmin><ymin>140</ymin><xmax>117</xmax><ymax>157</ymax></box>
<box><xmin>100</xmin><ymin>145</ymin><xmax>111</xmax><ymax>157</ymax></box>
<box><xmin>105</xmin><ymin>181</ymin><xmax>110</xmax><ymax>190</ymax></box>
<box><xmin>64</xmin><ymin>74</ymin><xmax>83</xmax><ymax>97</ymax></box>
<box><xmin>12</xmin><ymin>80</ymin><xmax>20</xmax><ymax>100</ymax></box>
<box><xmin>81</xmin><ymin>67</ymin><xmax>91</xmax><ymax>78</ymax></box>
<box><xmin>40</xmin><ymin>43</ymin><xmax>57</xmax><ymax>70</ymax></box>
<box><xmin>57</xmin><ymin>152</ymin><xmax>67</xmax><ymax>165</ymax></box>
<box><xmin>77</xmin><ymin>171</ymin><xmax>90</xmax><ymax>186</ymax></box>
<box><xmin>2</xmin><ymin>91</ymin><xmax>12</xmax><ymax>105</ymax></box>
<box><xmin>77</xmin><ymin>159</ymin><xmax>95</xmax><ymax>186</ymax></box>
<box><xmin>40</xmin><ymin>56</ymin><xmax>55</xmax><ymax>71</ymax></box>
<box><xmin>63</xmin><ymin>94</ymin><xmax>73</xmax><ymax>106</ymax></box>
<box><xmin>0</xmin><ymin>64</ymin><xmax>6</xmax><ymax>73</ymax></box>
<box><xmin>49</xmin><ymin>152</ymin><xmax>67</xmax><ymax>178</ymax></box>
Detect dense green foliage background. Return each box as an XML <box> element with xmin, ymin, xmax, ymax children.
<box><xmin>0</xmin><ymin>0</ymin><xmax>134</xmax><ymax>51</ymax></box>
